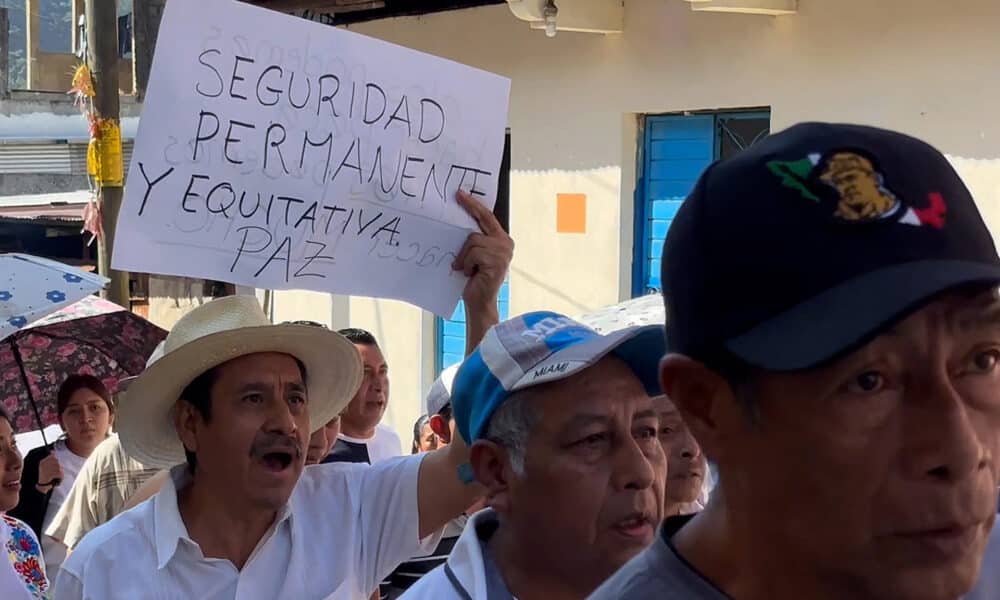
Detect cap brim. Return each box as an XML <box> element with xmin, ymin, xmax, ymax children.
<box><xmin>511</xmin><ymin>324</ymin><xmax>665</xmax><ymax>395</ymax></box>
<box><xmin>725</xmin><ymin>259</ymin><xmax>1000</xmax><ymax>371</ymax></box>
<box><xmin>118</xmin><ymin>325</ymin><xmax>362</xmax><ymax>469</ymax></box>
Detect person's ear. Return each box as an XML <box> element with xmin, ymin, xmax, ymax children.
<box><xmin>660</xmin><ymin>354</ymin><xmax>736</xmax><ymax>464</ymax></box>
<box><xmin>470</xmin><ymin>440</ymin><xmax>514</xmax><ymax>514</ymax></box>
<box><xmin>174</xmin><ymin>400</ymin><xmax>201</xmax><ymax>455</ymax></box>
<box><xmin>429</xmin><ymin>414</ymin><xmax>451</xmax><ymax>443</ymax></box>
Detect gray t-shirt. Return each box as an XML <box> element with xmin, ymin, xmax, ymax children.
<box><xmin>965</xmin><ymin>522</ymin><xmax>1000</xmax><ymax>599</ymax></box>
<box><xmin>588</xmin><ymin>515</ymin><xmax>730</xmax><ymax>599</ymax></box>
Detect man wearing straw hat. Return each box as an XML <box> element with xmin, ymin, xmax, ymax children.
<box><xmin>54</xmin><ymin>194</ymin><xmax>513</xmax><ymax>599</ymax></box>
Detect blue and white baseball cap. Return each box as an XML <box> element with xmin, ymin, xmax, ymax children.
<box><xmin>424</xmin><ymin>364</ymin><xmax>459</xmax><ymax>416</ymax></box>
<box><xmin>452</xmin><ymin>311</ymin><xmax>665</xmax><ymax>443</ymax></box>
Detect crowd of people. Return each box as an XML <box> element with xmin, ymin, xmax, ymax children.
<box><xmin>0</xmin><ymin>123</ymin><xmax>999</xmax><ymax>600</ymax></box>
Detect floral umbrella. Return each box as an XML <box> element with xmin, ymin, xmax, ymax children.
<box><xmin>0</xmin><ymin>296</ymin><xmax>166</xmax><ymax>439</ymax></box>
<box><xmin>0</xmin><ymin>253</ymin><xmax>108</xmax><ymax>343</ymax></box>
<box><xmin>577</xmin><ymin>293</ymin><xmax>665</xmax><ymax>334</ymax></box>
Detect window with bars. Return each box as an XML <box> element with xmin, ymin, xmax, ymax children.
<box><xmin>633</xmin><ymin>111</ymin><xmax>770</xmax><ymax>296</ymax></box>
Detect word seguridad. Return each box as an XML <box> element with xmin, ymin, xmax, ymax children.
<box><xmin>112</xmin><ymin>0</ymin><xmax>511</xmax><ymax>317</ymax></box>
<box><xmin>196</xmin><ymin>50</ymin><xmax>448</xmax><ymax>144</ymax></box>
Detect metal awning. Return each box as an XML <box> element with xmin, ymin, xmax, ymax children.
<box><xmin>0</xmin><ymin>190</ymin><xmax>90</xmax><ymax>222</ymax></box>
<box><xmin>247</xmin><ymin>0</ymin><xmax>503</xmax><ymax>24</ymax></box>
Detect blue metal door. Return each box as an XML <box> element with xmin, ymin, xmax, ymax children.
<box><xmin>436</xmin><ymin>281</ymin><xmax>509</xmax><ymax>373</ymax></box>
<box><xmin>633</xmin><ymin>112</ymin><xmax>770</xmax><ymax>296</ymax></box>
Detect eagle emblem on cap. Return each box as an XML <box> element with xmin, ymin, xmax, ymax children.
<box><xmin>766</xmin><ymin>151</ymin><xmax>946</xmax><ymax>228</ymax></box>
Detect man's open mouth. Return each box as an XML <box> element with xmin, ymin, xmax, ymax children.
<box><xmin>260</xmin><ymin>451</ymin><xmax>294</xmax><ymax>471</ymax></box>
<box><xmin>613</xmin><ymin>512</ymin><xmax>654</xmax><ymax>539</ymax></box>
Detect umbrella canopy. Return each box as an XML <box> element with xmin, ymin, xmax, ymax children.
<box><xmin>0</xmin><ymin>253</ymin><xmax>108</xmax><ymax>342</ymax></box>
<box><xmin>577</xmin><ymin>294</ymin><xmax>665</xmax><ymax>334</ymax></box>
<box><xmin>0</xmin><ymin>296</ymin><xmax>166</xmax><ymax>433</ymax></box>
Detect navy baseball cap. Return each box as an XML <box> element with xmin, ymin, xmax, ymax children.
<box><xmin>452</xmin><ymin>311</ymin><xmax>665</xmax><ymax>443</ymax></box>
<box><xmin>664</xmin><ymin>122</ymin><xmax>1000</xmax><ymax>372</ymax></box>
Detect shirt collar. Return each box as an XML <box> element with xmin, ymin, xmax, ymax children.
<box><xmin>153</xmin><ymin>465</ymin><xmax>295</xmax><ymax>570</ymax></box>
<box><xmin>154</xmin><ymin>465</ymin><xmax>194</xmax><ymax>570</ymax></box>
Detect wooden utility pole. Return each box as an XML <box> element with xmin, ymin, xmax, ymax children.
<box><xmin>85</xmin><ymin>0</ymin><xmax>130</xmax><ymax>307</ymax></box>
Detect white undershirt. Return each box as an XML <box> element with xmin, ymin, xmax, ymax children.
<box><xmin>41</xmin><ymin>439</ymin><xmax>87</xmax><ymax>574</ymax></box>
<box><xmin>338</xmin><ymin>423</ymin><xmax>403</xmax><ymax>464</ymax></box>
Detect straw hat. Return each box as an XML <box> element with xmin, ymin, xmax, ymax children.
<box><xmin>117</xmin><ymin>295</ymin><xmax>362</xmax><ymax>468</ymax></box>
<box><xmin>116</xmin><ymin>341</ymin><xmax>165</xmax><ymax>396</ymax></box>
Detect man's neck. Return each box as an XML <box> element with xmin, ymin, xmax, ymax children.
<box><xmin>340</xmin><ymin>421</ymin><xmax>376</xmax><ymax>440</ymax></box>
<box><xmin>672</xmin><ymin>501</ymin><xmax>848</xmax><ymax>600</ymax></box>
<box><xmin>177</xmin><ymin>476</ymin><xmax>278</xmax><ymax>570</ymax></box>
<box><xmin>491</xmin><ymin>526</ymin><xmax>590</xmax><ymax>600</ymax></box>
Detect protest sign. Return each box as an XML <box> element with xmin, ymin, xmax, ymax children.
<box><xmin>111</xmin><ymin>0</ymin><xmax>511</xmax><ymax>317</ymax></box>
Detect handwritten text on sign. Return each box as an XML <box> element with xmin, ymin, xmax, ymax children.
<box><xmin>112</xmin><ymin>0</ymin><xmax>511</xmax><ymax>317</ymax></box>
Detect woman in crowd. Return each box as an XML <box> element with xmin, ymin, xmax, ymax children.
<box><xmin>10</xmin><ymin>375</ymin><xmax>114</xmax><ymax>574</ymax></box>
<box><xmin>411</xmin><ymin>415</ymin><xmax>438</xmax><ymax>454</ymax></box>
<box><xmin>0</xmin><ymin>406</ymin><xmax>50</xmax><ymax>599</ymax></box>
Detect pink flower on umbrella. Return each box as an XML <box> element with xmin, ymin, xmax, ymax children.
<box><xmin>28</xmin><ymin>336</ymin><xmax>51</xmax><ymax>351</ymax></box>
<box><xmin>15</xmin><ymin>415</ymin><xmax>32</xmax><ymax>431</ymax></box>
<box><xmin>3</xmin><ymin>370</ymin><xmax>18</xmax><ymax>382</ymax></box>
<box><xmin>78</xmin><ymin>365</ymin><xmax>95</xmax><ymax>376</ymax></box>
<box><xmin>56</xmin><ymin>343</ymin><xmax>78</xmax><ymax>357</ymax></box>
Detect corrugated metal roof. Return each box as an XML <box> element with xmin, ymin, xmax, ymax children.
<box><xmin>0</xmin><ymin>190</ymin><xmax>90</xmax><ymax>207</ymax></box>
<box><xmin>0</xmin><ymin>140</ymin><xmax>134</xmax><ymax>175</ymax></box>
<box><xmin>0</xmin><ymin>114</ymin><xmax>141</xmax><ymax>141</ymax></box>
<box><xmin>0</xmin><ymin>190</ymin><xmax>90</xmax><ymax>222</ymax></box>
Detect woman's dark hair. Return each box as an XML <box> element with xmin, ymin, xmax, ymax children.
<box><xmin>0</xmin><ymin>406</ymin><xmax>12</xmax><ymax>431</ymax></box>
<box><xmin>412</xmin><ymin>414</ymin><xmax>431</xmax><ymax>454</ymax></box>
<box><xmin>57</xmin><ymin>374</ymin><xmax>113</xmax><ymax>416</ymax></box>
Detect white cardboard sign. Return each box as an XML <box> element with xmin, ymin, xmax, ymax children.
<box><xmin>112</xmin><ymin>0</ymin><xmax>511</xmax><ymax>317</ymax></box>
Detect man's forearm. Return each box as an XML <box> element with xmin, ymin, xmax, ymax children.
<box><xmin>416</xmin><ymin>440</ymin><xmax>483</xmax><ymax>539</ymax></box>
<box><xmin>465</xmin><ymin>302</ymin><xmax>500</xmax><ymax>356</ymax></box>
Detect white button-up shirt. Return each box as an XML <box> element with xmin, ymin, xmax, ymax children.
<box><xmin>55</xmin><ymin>455</ymin><xmax>433</xmax><ymax>600</ymax></box>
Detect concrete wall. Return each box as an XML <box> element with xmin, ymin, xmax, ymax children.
<box><xmin>950</xmin><ymin>157</ymin><xmax>1000</xmax><ymax>241</ymax></box>
<box><xmin>0</xmin><ymin>91</ymin><xmax>143</xmax><ymax>130</ymax></box>
<box><xmin>147</xmin><ymin>275</ymin><xmax>214</xmax><ymax>330</ymax></box>
<box><xmin>30</xmin><ymin>53</ymin><xmax>133</xmax><ymax>95</ymax></box>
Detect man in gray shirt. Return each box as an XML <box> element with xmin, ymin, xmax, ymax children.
<box><xmin>592</xmin><ymin>123</ymin><xmax>1000</xmax><ymax>600</ymax></box>
<box><xmin>965</xmin><ymin>520</ymin><xmax>1000</xmax><ymax>599</ymax></box>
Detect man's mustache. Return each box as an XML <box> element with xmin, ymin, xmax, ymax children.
<box><xmin>249</xmin><ymin>432</ymin><xmax>303</xmax><ymax>459</ymax></box>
